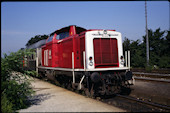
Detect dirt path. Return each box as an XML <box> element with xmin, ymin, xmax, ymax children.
<box><xmin>19</xmin><ymin>78</ymin><xmax>126</xmax><ymax>112</ymax></box>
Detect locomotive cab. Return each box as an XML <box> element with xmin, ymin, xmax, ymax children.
<box><xmin>42</xmin><ymin>25</ymin><xmax>86</xmax><ymax>68</ymax></box>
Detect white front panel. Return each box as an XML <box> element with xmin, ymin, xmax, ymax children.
<box><xmin>85</xmin><ymin>30</ymin><xmax>124</xmax><ymax>70</ymax></box>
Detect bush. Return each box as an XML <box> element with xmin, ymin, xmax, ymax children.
<box><xmin>1</xmin><ymin>92</ymin><xmax>13</xmax><ymax>113</ymax></box>
<box><xmin>25</xmin><ymin>70</ymin><xmax>40</xmax><ymax>78</ymax></box>
<box><xmin>1</xmin><ymin>49</ymin><xmax>35</xmax><ymax>112</ymax></box>
<box><xmin>2</xmin><ymin>80</ymin><xmax>34</xmax><ymax>111</ymax></box>
<box><xmin>145</xmin><ymin>65</ymin><xmax>153</xmax><ymax>72</ymax></box>
<box><xmin>159</xmin><ymin>56</ymin><xmax>170</xmax><ymax>68</ymax></box>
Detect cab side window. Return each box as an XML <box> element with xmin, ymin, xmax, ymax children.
<box><xmin>47</xmin><ymin>35</ymin><xmax>54</xmax><ymax>42</ymax></box>
<box><xmin>56</xmin><ymin>32</ymin><xmax>69</xmax><ymax>40</ymax></box>
<box><xmin>56</xmin><ymin>35</ymin><xmax>60</xmax><ymax>40</ymax></box>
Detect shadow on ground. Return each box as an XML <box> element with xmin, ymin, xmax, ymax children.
<box><xmin>28</xmin><ymin>93</ymin><xmax>54</xmax><ymax>105</ymax></box>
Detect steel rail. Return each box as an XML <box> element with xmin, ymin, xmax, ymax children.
<box><xmin>134</xmin><ymin>76</ymin><xmax>170</xmax><ymax>83</ymax></box>
<box><xmin>116</xmin><ymin>94</ymin><xmax>170</xmax><ymax>110</ymax></box>
<box><xmin>133</xmin><ymin>72</ymin><xmax>170</xmax><ymax>77</ymax></box>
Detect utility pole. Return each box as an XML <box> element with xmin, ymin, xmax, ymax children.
<box><xmin>145</xmin><ymin>0</ymin><xmax>149</xmax><ymax>66</ymax></box>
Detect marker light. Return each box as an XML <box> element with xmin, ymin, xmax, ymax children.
<box><xmin>89</xmin><ymin>56</ymin><xmax>93</xmax><ymax>66</ymax></box>
<box><xmin>89</xmin><ymin>56</ymin><xmax>92</xmax><ymax>61</ymax></box>
<box><xmin>120</xmin><ymin>56</ymin><xmax>124</xmax><ymax>60</ymax></box>
<box><xmin>104</xmin><ymin>30</ymin><xmax>107</xmax><ymax>34</ymax></box>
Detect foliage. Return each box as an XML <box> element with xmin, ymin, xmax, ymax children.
<box><xmin>1</xmin><ymin>49</ymin><xmax>35</xmax><ymax>112</ymax></box>
<box><xmin>26</xmin><ymin>34</ymin><xmax>48</xmax><ymax>47</ymax></box>
<box><xmin>25</xmin><ymin>70</ymin><xmax>40</xmax><ymax>78</ymax></box>
<box><xmin>123</xmin><ymin>37</ymin><xmax>131</xmax><ymax>51</ymax></box>
<box><xmin>158</xmin><ymin>56</ymin><xmax>170</xmax><ymax>68</ymax></box>
<box><xmin>1</xmin><ymin>92</ymin><xmax>13</xmax><ymax>113</ymax></box>
<box><xmin>123</xmin><ymin>28</ymin><xmax>170</xmax><ymax>69</ymax></box>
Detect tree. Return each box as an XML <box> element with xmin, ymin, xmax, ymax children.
<box><xmin>26</xmin><ymin>34</ymin><xmax>48</xmax><ymax>47</ymax></box>
<box><xmin>123</xmin><ymin>37</ymin><xmax>131</xmax><ymax>51</ymax></box>
<box><xmin>163</xmin><ymin>30</ymin><xmax>170</xmax><ymax>55</ymax></box>
<box><xmin>123</xmin><ymin>37</ymin><xmax>145</xmax><ymax>67</ymax></box>
<box><xmin>123</xmin><ymin>28</ymin><xmax>170</xmax><ymax>68</ymax></box>
<box><xmin>130</xmin><ymin>40</ymin><xmax>145</xmax><ymax>67</ymax></box>
<box><xmin>142</xmin><ymin>28</ymin><xmax>168</xmax><ymax>67</ymax></box>
<box><xmin>158</xmin><ymin>30</ymin><xmax>170</xmax><ymax>68</ymax></box>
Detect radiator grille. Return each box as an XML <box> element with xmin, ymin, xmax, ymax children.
<box><xmin>93</xmin><ymin>38</ymin><xmax>118</xmax><ymax>68</ymax></box>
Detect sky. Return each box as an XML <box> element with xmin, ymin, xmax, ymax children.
<box><xmin>1</xmin><ymin>1</ymin><xmax>169</xmax><ymax>57</ymax></box>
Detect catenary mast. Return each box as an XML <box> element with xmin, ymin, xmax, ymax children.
<box><xmin>145</xmin><ymin>0</ymin><xmax>149</xmax><ymax>66</ymax></box>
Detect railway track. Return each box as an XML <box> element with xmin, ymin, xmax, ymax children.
<box><xmin>132</xmin><ymin>72</ymin><xmax>170</xmax><ymax>83</ymax></box>
<box><xmin>134</xmin><ymin>76</ymin><xmax>170</xmax><ymax>83</ymax></box>
<box><xmin>99</xmin><ymin>94</ymin><xmax>170</xmax><ymax>112</ymax></box>
<box><xmin>133</xmin><ymin>72</ymin><xmax>170</xmax><ymax>78</ymax></box>
<box><xmin>131</xmin><ymin>68</ymin><xmax>170</xmax><ymax>74</ymax></box>
<box><xmin>116</xmin><ymin>94</ymin><xmax>170</xmax><ymax>111</ymax></box>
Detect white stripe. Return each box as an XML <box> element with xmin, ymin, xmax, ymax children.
<box><xmin>44</xmin><ymin>50</ymin><xmax>46</xmax><ymax>66</ymax></box>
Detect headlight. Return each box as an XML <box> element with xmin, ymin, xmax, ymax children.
<box><xmin>89</xmin><ymin>62</ymin><xmax>93</xmax><ymax>66</ymax></box>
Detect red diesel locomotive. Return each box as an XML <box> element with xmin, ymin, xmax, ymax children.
<box><xmin>32</xmin><ymin>25</ymin><xmax>134</xmax><ymax>97</ymax></box>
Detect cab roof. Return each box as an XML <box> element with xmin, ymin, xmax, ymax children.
<box><xmin>50</xmin><ymin>25</ymin><xmax>87</xmax><ymax>36</ymax></box>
